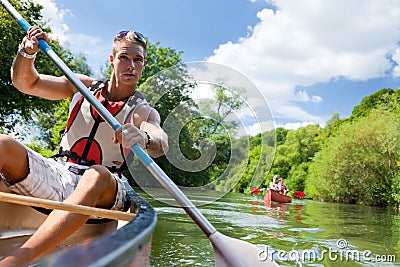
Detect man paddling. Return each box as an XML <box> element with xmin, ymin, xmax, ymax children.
<box><xmin>0</xmin><ymin>26</ymin><xmax>168</xmax><ymax>266</ymax></box>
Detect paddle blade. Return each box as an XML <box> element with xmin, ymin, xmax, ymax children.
<box><xmin>293</xmin><ymin>191</ymin><xmax>305</xmax><ymax>199</ymax></box>
<box><xmin>210</xmin><ymin>232</ymin><xmax>278</xmax><ymax>267</ymax></box>
<box><xmin>251</xmin><ymin>187</ymin><xmax>261</xmax><ymax>194</ymax></box>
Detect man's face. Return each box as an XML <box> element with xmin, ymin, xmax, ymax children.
<box><xmin>110</xmin><ymin>41</ymin><xmax>146</xmax><ymax>87</ymax></box>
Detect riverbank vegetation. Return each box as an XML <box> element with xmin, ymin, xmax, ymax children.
<box><xmin>1</xmin><ymin>0</ymin><xmax>399</xmax><ymax>208</ymax></box>
<box><xmin>222</xmin><ymin>87</ymin><xmax>399</xmax><ymax>208</ymax></box>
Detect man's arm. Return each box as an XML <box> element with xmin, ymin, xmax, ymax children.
<box><xmin>115</xmin><ymin>104</ymin><xmax>169</xmax><ymax>158</ymax></box>
<box><xmin>138</xmin><ymin>107</ymin><xmax>169</xmax><ymax>158</ymax></box>
<box><xmin>11</xmin><ymin>26</ymin><xmax>92</xmax><ymax>100</ymax></box>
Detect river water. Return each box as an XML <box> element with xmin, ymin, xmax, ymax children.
<box><xmin>142</xmin><ymin>191</ymin><xmax>400</xmax><ymax>266</ymax></box>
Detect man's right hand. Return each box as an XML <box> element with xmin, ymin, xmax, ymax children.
<box><xmin>21</xmin><ymin>26</ymin><xmax>50</xmax><ymax>55</ymax></box>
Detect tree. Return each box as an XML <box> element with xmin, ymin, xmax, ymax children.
<box><xmin>350</xmin><ymin>88</ymin><xmax>397</xmax><ymax>119</ymax></box>
<box><xmin>275</xmin><ymin>127</ymin><xmax>288</xmax><ymax>146</ymax></box>
<box><xmin>306</xmin><ymin>110</ymin><xmax>400</xmax><ymax>207</ymax></box>
<box><xmin>193</xmin><ymin>84</ymin><xmax>245</xmax><ymax>135</ymax></box>
<box><xmin>0</xmin><ymin>0</ymin><xmax>49</xmax><ymax>133</ymax></box>
<box><xmin>0</xmin><ymin>0</ymin><xmax>92</xmax><ymax>139</ymax></box>
<box><xmin>183</xmin><ymin>84</ymin><xmax>246</xmax><ymax>188</ymax></box>
<box><xmin>268</xmin><ymin>124</ymin><xmax>323</xmax><ymax>191</ymax></box>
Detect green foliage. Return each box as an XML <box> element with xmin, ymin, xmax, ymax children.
<box><xmin>156</xmin><ymin>80</ymin><xmax>248</xmax><ymax>188</ymax></box>
<box><xmin>306</xmin><ymin>110</ymin><xmax>400</xmax><ymax>206</ymax></box>
<box><xmin>25</xmin><ymin>140</ymin><xmax>56</xmax><ymax>158</ymax></box>
<box><xmin>350</xmin><ymin>88</ymin><xmax>396</xmax><ymax>119</ymax></box>
<box><xmin>141</xmin><ymin>42</ymin><xmax>183</xmax><ymax>85</ymax></box>
<box><xmin>49</xmin><ymin>98</ymin><xmax>70</xmax><ymax>148</ymax></box>
<box><xmin>0</xmin><ymin>0</ymin><xmax>51</xmax><ymax>133</ymax></box>
<box><xmin>304</xmin><ymin>87</ymin><xmax>400</xmax><ymax>207</ymax></box>
<box><xmin>267</xmin><ymin>124</ymin><xmax>324</xmax><ymax>191</ymax></box>
<box><xmin>325</xmin><ymin>111</ymin><xmax>340</xmax><ymax>128</ymax></box>
<box><xmin>0</xmin><ymin>0</ymin><xmax>92</xmax><ymax>140</ymax></box>
<box><xmin>214</xmin><ymin>131</ymin><xmax>275</xmax><ymax>193</ymax></box>
<box><xmin>275</xmin><ymin>127</ymin><xmax>289</xmax><ymax>146</ymax></box>
<box><xmin>390</xmin><ymin>172</ymin><xmax>400</xmax><ymax>209</ymax></box>
<box><xmin>287</xmin><ymin>162</ymin><xmax>308</xmax><ymax>192</ymax></box>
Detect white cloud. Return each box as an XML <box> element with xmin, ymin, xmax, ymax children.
<box><xmin>207</xmin><ymin>0</ymin><xmax>400</xmax><ymax>125</ymax></box>
<box><xmin>295</xmin><ymin>90</ymin><xmax>322</xmax><ymax>103</ymax></box>
<box><xmin>242</xmin><ymin>120</ymin><xmax>275</xmax><ymax>136</ymax></box>
<box><xmin>392</xmin><ymin>47</ymin><xmax>400</xmax><ymax>78</ymax></box>
<box><xmin>277</xmin><ymin>121</ymin><xmax>318</xmax><ymax>130</ymax></box>
<box><xmin>32</xmin><ymin>0</ymin><xmax>71</xmax><ymax>43</ymax></box>
<box><xmin>31</xmin><ymin>0</ymin><xmax>108</xmax><ymax>75</ymax></box>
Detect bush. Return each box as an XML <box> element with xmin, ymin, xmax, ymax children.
<box><xmin>306</xmin><ymin>110</ymin><xmax>400</xmax><ymax>206</ymax></box>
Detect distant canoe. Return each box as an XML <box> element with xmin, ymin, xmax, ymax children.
<box><xmin>0</xmin><ymin>180</ymin><xmax>156</xmax><ymax>266</ymax></box>
<box><xmin>264</xmin><ymin>189</ymin><xmax>292</xmax><ymax>205</ymax></box>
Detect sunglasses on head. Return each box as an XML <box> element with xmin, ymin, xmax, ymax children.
<box><xmin>115</xmin><ymin>30</ymin><xmax>147</xmax><ymax>47</ymax></box>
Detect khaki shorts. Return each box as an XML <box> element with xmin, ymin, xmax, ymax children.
<box><xmin>0</xmin><ymin>147</ymin><xmax>127</xmax><ymax>211</ymax></box>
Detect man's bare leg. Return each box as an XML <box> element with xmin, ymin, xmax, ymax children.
<box><xmin>0</xmin><ymin>134</ymin><xmax>30</xmax><ymax>184</ymax></box>
<box><xmin>0</xmin><ymin>159</ymin><xmax>118</xmax><ymax>266</ymax></box>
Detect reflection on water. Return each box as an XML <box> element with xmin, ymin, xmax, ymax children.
<box><xmin>143</xmin><ymin>190</ymin><xmax>400</xmax><ymax>266</ymax></box>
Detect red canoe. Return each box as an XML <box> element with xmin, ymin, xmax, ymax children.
<box><xmin>264</xmin><ymin>189</ymin><xmax>292</xmax><ymax>205</ymax></box>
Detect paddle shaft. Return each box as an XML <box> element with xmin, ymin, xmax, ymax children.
<box><xmin>1</xmin><ymin>0</ymin><xmax>216</xmax><ymax>237</ymax></box>
<box><xmin>0</xmin><ymin>192</ymin><xmax>134</xmax><ymax>221</ymax></box>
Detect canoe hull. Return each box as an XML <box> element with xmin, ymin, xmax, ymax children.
<box><xmin>0</xmin><ymin>180</ymin><xmax>156</xmax><ymax>266</ymax></box>
<box><xmin>264</xmin><ymin>189</ymin><xmax>292</xmax><ymax>205</ymax></box>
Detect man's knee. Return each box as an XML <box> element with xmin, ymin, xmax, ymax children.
<box><xmin>80</xmin><ymin>165</ymin><xmax>114</xmax><ymax>189</ymax></box>
<box><xmin>79</xmin><ymin>165</ymin><xmax>117</xmax><ymax>208</ymax></box>
<box><xmin>0</xmin><ymin>135</ymin><xmax>26</xmax><ymax>155</ymax></box>
<box><xmin>0</xmin><ymin>134</ymin><xmax>29</xmax><ymax>182</ymax></box>
<box><xmin>0</xmin><ymin>134</ymin><xmax>17</xmax><ymax>151</ymax></box>
<box><xmin>87</xmin><ymin>165</ymin><xmax>111</xmax><ymax>179</ymax></box>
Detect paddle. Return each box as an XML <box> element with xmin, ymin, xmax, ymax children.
<box><xmin>0</xmin><ymin>192</ymin><xmax>135</xmax><ymax>221</ymax></box>
<box><xmin>251</xmin><ymin>187</ymin><xmax>261</xmax><ymax>194</ymax></box>
<box><xmin>1</xmin><ymin>1</ymin><xmax>278</xmax><ymax>265</ymax></box>
<box><xmin>293</xmin><ymin>191</ymin><xmax>305</xmax><ymax>199</ymax></box>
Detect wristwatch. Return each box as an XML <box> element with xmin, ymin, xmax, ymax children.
<box><xmin>144</xmin><ymin>131</ymin><xmax>151</xmax><ymax>149</ymax></box>
<box><xmin>18</xmin><ymin>44</ymin><xmax>37</xmax><ymax>59</ymax></box>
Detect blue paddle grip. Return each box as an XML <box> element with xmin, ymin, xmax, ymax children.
<box><xmin>17</xmin><ymin>18</ymin><xmax>51</xmax><ymax>53</ymax></box>
<box><xmin>112</xmin><ymin>124</ymin><xmax>121</xmax><ymax>131</ymax></box>
<box><xmin>38</xmin><ymin>39</ymin><xmax>52</xmax><ymax>53</ymax></box>
<box><xmin>132</xmin><ymin>144</ymin><xmax>153</xmax><ymax>167</ymax></box>
<box><xmin>17</xmin><ymin>18</ymin><xmax>30</xmax><ymax>32</ymax></box>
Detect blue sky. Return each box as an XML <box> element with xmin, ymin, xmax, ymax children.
<box><xmin>32</xmin><ymin>0</ymin><xmax>400</xmax><ymax>130</ymax></box>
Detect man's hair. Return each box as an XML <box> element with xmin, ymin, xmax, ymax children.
<box><xmin>112</xmin><ymin>31</ymin><xmax>147</xmax><ymax>56</ymax></box>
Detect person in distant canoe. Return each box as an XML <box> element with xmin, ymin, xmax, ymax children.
<box><xmin>278</xmin><ymin>178</ymin><xmax>289</xmax><ymax>195</ymax></box>
<box><xmin>269</xmin><ymin>175</ymin><xmax>279</xmax><ymax>191</ymax></box>
<box><xmin>0</xmin><ymin>26</ymin><xmax>168</xmax><ymax>266</ymax></box>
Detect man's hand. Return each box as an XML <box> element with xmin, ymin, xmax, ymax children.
<box><xmin>114</xmin><ymin>124</ymin><xmax>148</xmax><ymax>150</ymax></box>
<box><xmin>21</xmin><ymin>26</ymin><xmax>50</xmax><ymax>55</ymax></box>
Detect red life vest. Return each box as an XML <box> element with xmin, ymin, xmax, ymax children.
<box><xmin>56</xmin><ymin>79</ymin><xmax>147</xmax><ymax>171</ymax></box>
